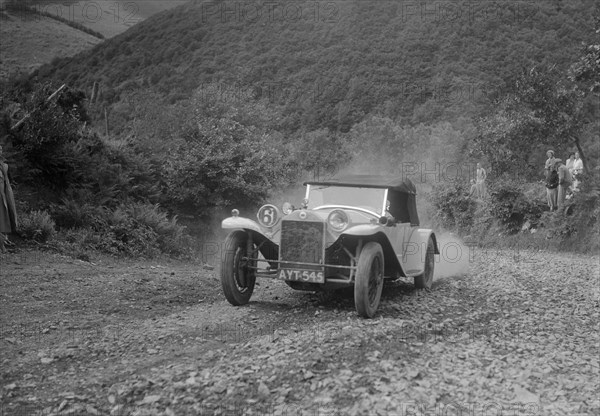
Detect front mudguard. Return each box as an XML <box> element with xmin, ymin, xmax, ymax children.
<box><xmin>221</xmin><ymin>217</ymin><xmax>279</xmax><ymax>262</ymax></box>
<box><xmin>340</xmin><ymin>225</ymin><xmax>404</xmax><ymax>277</ymax></box>
<box><xmin>222</xmin><ymin>217</ymin><xmax>263</xmax><ymax>233</ymax></box>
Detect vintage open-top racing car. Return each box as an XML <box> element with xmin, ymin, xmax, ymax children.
<box><xmin>220</xmin><ymin>175</ymin><xmax>439</xmax><ymax>318</ymax></box>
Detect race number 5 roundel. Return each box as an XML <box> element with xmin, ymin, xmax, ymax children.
<box><xmin>257</xmin><ymin>204</ymin><xmax>280</xmax><ymax>227</ymax></box>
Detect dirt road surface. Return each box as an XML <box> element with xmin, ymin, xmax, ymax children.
<box><xmin>1</xmin><ymin>246</ymin><xmax>598</xmax><ymax>415</ymax></box>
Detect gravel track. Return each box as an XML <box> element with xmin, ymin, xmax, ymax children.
<box><xmin>0</xmin><ymin>247</ymin><xmax>598</xmax><ymax>415</ymax></box>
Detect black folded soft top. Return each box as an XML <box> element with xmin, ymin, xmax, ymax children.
<box><xmin>304</xmin><ymin>175</ymin><xmax>420</xmax><ymax>226</ymax></box>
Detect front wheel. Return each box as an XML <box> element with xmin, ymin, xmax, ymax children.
<box><xmin>414</xmin><ymin>238</ymin><xmax>435</xmax><ymax>289</ymax></box>
<box><xmin>354</xmin><ymin>242</ymin><xmax>384</xmax><ymax>318</ymax></box>
<box><xmin>220</xmin><ymin>230</ymin><xmax>256</xmax><ymax>305</ymax></box>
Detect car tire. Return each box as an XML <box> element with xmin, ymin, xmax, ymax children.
<box><xmin>354</xmin><ymin>242</ymin><xmax>384</xmax><ymax>318</ymax></box>
<box><xmin>221</xmin><ymin>230</ymin><xmax>256</xmax><ymax>306</ymax></box>
<box><xmin>414</xmin><ymin>238</ymin><xmax>435</xmax><ymax>290</ymax></box>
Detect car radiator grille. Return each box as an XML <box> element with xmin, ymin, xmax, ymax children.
<box><xmin>279</xmin><ymin>220</ymin><xmax>324</xmax><ymax>270</ymax></box>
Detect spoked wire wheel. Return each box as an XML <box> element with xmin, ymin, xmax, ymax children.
<box><xmin>414</xmin><ymin>238</ymin><xmax>435</xmax><ymax>290</ymax></box>
<box><xmin>221</xmin><ymin>231</ymin><xmax>256</xmax><ymax>305</ymax></box>
<box><xmin>354</xmin><ymin>242</ymin><xmax>384</xmax><ymax>318</ymax></box>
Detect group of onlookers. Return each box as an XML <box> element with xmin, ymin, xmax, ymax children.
<box><xmin>544</xmin><ymin>149</ymin><xmax>584</xmax><ymax>211</ymax></box>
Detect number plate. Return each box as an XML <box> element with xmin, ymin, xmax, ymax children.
<box><xmin>277</xmin><ymin>269</ymin><xmax>325</xmax><ymax>283</ymax></box>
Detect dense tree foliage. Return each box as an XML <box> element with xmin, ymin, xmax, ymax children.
<box><xmin>569</xmin><ymin>5</ymin><xmax>600</xmax><ymax>94</ymax></box>
<box><xmin>473</xmin><ymin>4</ymin><xmax>599</xmax><ymax>178</ymax></box>
<box><xmin>472</xmin><ymin>66</ymin><xmax>587</xmax><ymax>175</ymax></box>
<box><xmin>0</xmin><ymin>0</ymin><xmax>598</xmax><ymax>255</ymax></box>
<box><xmin>32</xmin><ymin>0</ymin><xmax>596</xmax><ymax>133</ymax></box>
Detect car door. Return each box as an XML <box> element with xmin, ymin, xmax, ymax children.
<box><xmin>382</xmin><ymin>222</ymin><xmax>410</xmax><ymax>266</ymax></box>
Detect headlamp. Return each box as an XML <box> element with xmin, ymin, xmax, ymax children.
<box><xmin>327</xmin><ymin>210</ymin><xmax>349</xmax><ymax>231</ymax></box>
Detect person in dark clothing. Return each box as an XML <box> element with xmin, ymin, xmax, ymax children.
<box><xmin>0</xmin><ymin>145</ymin><xmax>18</xmax><ymax>252</ymax></box>
<box><xmin>544</xmin><ymin>150</ymin><xmax>556</xmax><ymax>178</ymax></box>
<box><xmin>545</xmin><ymin>164</ymin><xmax>559</xmax><ymax>211</ymax></box>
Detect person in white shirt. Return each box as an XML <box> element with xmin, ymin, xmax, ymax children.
<box><xmin>476</xmin><ymin>162</ymin><xmax>488</xmax><ymax>199</ymax></box>
<box><xmin>565</xmin><ymin>152</ymin><xmax>575</xmax><ymax>174</ymax></box>
<box><xmin>572</xmin><ymin>151</ymin><xmax>584</xmax><ymax>191</ymax></box>
<box><xmin>572</xmin><ymin>152</ymin><xmax>584</xmax><ymax>175</ymax></box>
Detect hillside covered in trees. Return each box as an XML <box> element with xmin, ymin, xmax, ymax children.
<box><xmin>0</xmin><ymin>0</ymin><xmax>598</xmax><ymax>256</ymax></box>
<box><xmin>33</xmin><ymin>0</ymin><xmax>595</xmax><ymax>132</ymax></box>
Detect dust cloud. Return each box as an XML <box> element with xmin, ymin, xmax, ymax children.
<box><xmin>433</xmin><ymin>232</ymin><xmax>470</xmax><ymax>281</ymax></box>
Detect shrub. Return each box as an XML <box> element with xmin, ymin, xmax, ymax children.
<box><xmin>106</xmin><ymin>211</ymin><xmax>160</xmax><ymax>257</ymax></box>
<box><xmin>50</xmin><ymin>202</ymin><xmax>191</xmax><ymax>257</ymax></box>
<box><xmin>162</xmin><ymin>117</ymin><xmax>295</xmax><ymax>216</ymax></box>
<box><xmin>56</xmin><ymin>216</ymin><xmax>160</xmax><ymax>257</ymax></box>
<box><xmin>50</xmin><ymin>198</ymin><xmax>107</xmax><ymax>230</ymax></box>
<box><xmin>428</xmin><ymin>182</ymin><xmax>477</xmax><ymax>233</ymax></box>
<box><xmin>541</xmin><ymin>168</ymin><xmax>600</xmax><ymax>252</ymax></box>
<box><xmin>19</xmin><ymin>210</ymin><xmax>56</xmax><ymax>242</ymax></box>
<box><xmin>487</xmin><ymin>178</ymin><xmax>545</xmax><ymax>234</ymax></box>
<box><xmin>9</xmin><ymin>83</ymin><xmax>88</xmax><ymax>189</ymax></box>
<box><xmin>117</xmin><ymin>203</ymin><xmax>190</xmax><ymax>255</ymax></box>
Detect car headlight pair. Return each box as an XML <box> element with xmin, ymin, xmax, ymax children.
<box><xmin>256</xmin><ymin>204</ymin><xmax>348</xmax><ymax>231</ymax></box>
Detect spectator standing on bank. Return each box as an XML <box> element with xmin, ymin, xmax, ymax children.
<box><xmin>573</xmin><ymin>151</ymin><xmax>584</xmax><ymax>175</ymax></box>
<box><xmin>544</xmin><ymin>150</ymin><xmax>556</xmax><ymax>177</ymax></box>
<box><xmin>545</xmin><ymin>164</ymin><xmax>559</xmax><ymax>211</ymax></box>
<box><xmin>556</xmin><ymin>159</ymin><xmax>573</xmax><ymax>208</ymax></box>
<box><xmin>566</xmin><ymin>152</ymin><xmax>575</xmax><ymax>174</ymax></box>
<box><xmin>476</xmin><ymin>162</ymin><xmax>488</xmax><ymax>199</ymax></box>
<box><xmin>468</xmin><ymin>179</ymin><xmax>477</xmax><ymax>198</ymax></box>
<box><xmin>0</xmin><ymin>145</ymin><xmax>18</xmax><ymax>252</ymax></box>
<box><xmin>572</xmin><ymin>151</ymin><xmax>584</xmax><ymax>191</ymax></box>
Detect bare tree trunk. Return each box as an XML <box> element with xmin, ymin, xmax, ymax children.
<box><xmin>90</xmin><ymin>81</ymin><xmax>97</xmax><ymax>103</ymax></box>
<box><xmin>104</xmin><ymin>107</ymin><xmax>109</xmax><ymax>136</ymax></box>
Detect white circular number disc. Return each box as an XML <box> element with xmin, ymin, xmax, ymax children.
<box><xmin>257</xmin><ymin>204</ymin><xmax>280</xmax><ymax>227</ymax></box>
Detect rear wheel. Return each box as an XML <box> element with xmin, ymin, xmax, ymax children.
<box><xmin>414</xmin><ymin>238</ymin><xmax>435</xmax><ymax>289</ymax></box>
<box><xmin>354</xmin><ymin>242</ymin><xmax>384</xmax><ymax>318</ymax></box>
<box><xmin>221</xmin><ymin>231</ymin><xmax>256</xmax><ymax>305</ymax></box>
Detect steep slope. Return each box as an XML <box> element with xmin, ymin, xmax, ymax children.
<box><xmin>28</xmin><ymin>0</ymin><xmax>188</xmax><ymax>38</ymax></box>
<box><xmin>34</xmin><ymin>0</ymin><xmax>597</xmax><ymax>132</ymax></box>
<box><xmin>0</xmin><ymin>10</ymin><xmax>101</xmax><ymax>80</ymax></box>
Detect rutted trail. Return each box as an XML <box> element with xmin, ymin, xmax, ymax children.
<box><xmin>0</xmin><ymin>248</ymin><xmax>598</xmax><ymax>415</ymax></box>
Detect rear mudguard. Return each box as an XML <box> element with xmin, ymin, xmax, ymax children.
<box><xmin>401</xmin><ymin>229</ymin><xmax>439</xmax><ymax>276</ymax></box>
<box><xmin>341</xmin><ymin>225</ymin><xmax>439</xmax><ymax>277</ymax></box>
